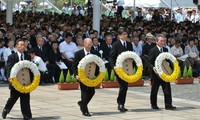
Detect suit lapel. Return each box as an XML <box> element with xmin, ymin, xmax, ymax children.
<box><xmin>14</xmin><ymin>53</ymin><xmax>19</xmax><ymax>63</ymax></box>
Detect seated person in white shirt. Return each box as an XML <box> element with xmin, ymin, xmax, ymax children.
<box><xmin>3</xmin><ymin>40</ymin><xmax>16</xmax><ymax>65</ymax></box>
<box><xmin>74</xmin><ymin>6</ymin><xmax>84</xmax><ymax>16</ymax></box>
<box><xmin>28</xmin><ymin>49</ymin><xmax>52</xmax><ymax>84</ymax></box>
<box><xmin>0</xmin><ymin>41</ymin><xmax>6</xmax><ymax>81</ymax></box>
<box><xmin>59</xmin><ymin>32</ymin><xmax>77</xmax><ymax>76</ymax></box>
<box><xmin>184</xmin><ymin>37</ymin><xmax>200</xmax><ymax>73</ymax></box>
<box><xmin>131</xmin><ymin>37</ymin><xmax>142</xmax><ymax>57</ymax></box>
<box><xmin>170</xmin><ymin>40</ymin><xmax>185</xmax><ymax>72</ymax></box>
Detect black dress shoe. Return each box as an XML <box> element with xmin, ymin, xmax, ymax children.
<box><xmin>83</xmin><ymin>112</ymin><xmax>91</xmax><ymax>117</ymax></box>
<box><xmin>151</xmin><ymin>105</ymin><xmax>159</xmax><ymax>109</ymax></box>
<box><xmin>165</xmin><ymin>105</ymin><xmax>176</xmax><ymax>110</ymax></box>
<box><xmin>2</xmin><ymin>109</ymin><xmax>7</xmax><ymax>119</ymax></box>
<box><xmin>77</xmin><ymin>101</ymin><xmax>83</xmax><ymax>112</ymax></box>
<box><xmin>118</xmin><ymin>105</ymin><xmax>128</xmax><ymax>112</ymax></box>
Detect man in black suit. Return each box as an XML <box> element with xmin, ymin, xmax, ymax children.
<box><xmin>72</xmin><ymin>38</ymin><xmax>99</xmax><ymax>117</ymax></box>
<box><xmin>91</xmin><ymin>37</ymin><xmax>101</xmax><ymax>52</ymax></box>
<box><xmin>109</xmin><ymin>29</ymin><xmax>133</xmax><ymax>112</ymax></box>
<box><xmin>100</xmin><ymin>34</ymin><xmax>113</xmax><ymax>79</ymax></box>
<box><xmin>148</xmin><ymin>34</ymin><xmax>176</xmax><ymax>110</ymax></box>
<box><xmin>33</xmin><ymin>35</ymin><xmax>50</xmax><ymax>83</ymax></box>
<box><xmin>2</xmin><ymin>39</ymin><xmax>32</xmax><ymax>120</ymax></box>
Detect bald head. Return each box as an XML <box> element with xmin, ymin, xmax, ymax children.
<box><xmin>84</xmin><ymin>38</ymin><xmax>92</xmax><ymax>51</ymax></box>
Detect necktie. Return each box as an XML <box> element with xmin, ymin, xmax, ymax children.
<box><xmin>123</xmin><ymin>42</ymin><xmax>126</xmax><ymax>49</ymax></box>
<box><xmin>87</xmin><ymin>52</ymin><xmax>90</xmax><ymax>55</ymax></box>
<box><xmin>40</xmin><ymin>46</ymin><xmax>42</xmax><ymax>51</ymax></box>
<box><xmin>108</xmin><ymin>45</ymin><xmax>111</xmax><ymax>50</ymax></box>
<box><xmin>160</xmin><ymin>48</ymin><xmax>163</xmax><ymax>53</ymax></box>
<box><xmin>96</xmin><ymin>47</ymin><xmax>98</xmax><ymax>51</ymax></box>
<box><xmin>20</xmin><ymin>54</ymin><xmax>23</xmax><ymax>61</ymax></box>
<box><xmin>11</xmin><ymin>51</ymin><xmax>15</xmax><ymax>54</ymax></box>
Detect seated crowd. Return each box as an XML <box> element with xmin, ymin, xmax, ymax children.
<box><xmin>0</xmin><ymin>9</ymin><xmax>200</xmax><ymax>84</ymax></box>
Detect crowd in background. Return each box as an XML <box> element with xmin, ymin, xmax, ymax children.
<box><xmin>0</xmin><ymin>5</ymin><xmax>200</xmax><ymax>84</ymax></box>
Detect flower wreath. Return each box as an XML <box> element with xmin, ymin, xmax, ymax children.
<box><xmin>115</xmin><ymin>51</ymin><xmax>143</xmax><ymax>83</ymax></box>
<box><xmin>9</xmin><ymin>60</ymin><xmax>40</xmax><ymax>93</ymax></box>
<box><xmin>78</xmin><ymin>54</ymin><xmax>106</xmax><ymax>87</ymax></box>
<box><xmin>155</xmin><ymin>52</ymin><xmax>180</xmax><ymax>82</ymax></box>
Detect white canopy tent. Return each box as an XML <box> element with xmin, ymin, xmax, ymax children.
<box><xmin>124</xmin><ymin>0</ymin><xmax>196</xmax><ymax>8</ymax></box>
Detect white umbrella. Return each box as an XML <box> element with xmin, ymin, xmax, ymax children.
<box><xmin>39</xmin><ymin>2</ymin><xmax>49</xmax><ymax>6</ymax></box>
<box><xmin>20</xmin><ymin>2</ymin><xmax>28</xmax><ymax>5</ymax></box>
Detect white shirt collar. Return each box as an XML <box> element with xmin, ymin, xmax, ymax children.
<box><xmin>16</xmin><ymin>51</ymin><xmax>24</xmax><ymax>61</ymax></box>
<box><xmin>120</xmin><ymin>39</ymin><xmax>126</xmax><ymax>46</ymax></box>
<box><xmin>84</xmin><ymin>48</ymin><xmax>90</xmax><ymax>55</ymax></box>
<box><xmin>156</xmin><ymin>45</ymin><xmax>162</xmax><ymax>51</ymax></box>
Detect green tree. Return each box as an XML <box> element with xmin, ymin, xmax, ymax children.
<box><xmin>182</xmin><ymin>66</ymin><xmax>188</xmax><ymax>78</ymax></box>
<box><xmin>71</xmin><ymin>74</ymin><xmax>77</xmax><ymax>83</ymax></box>
<box><xmin>187</xmin><ymin>66</ymin><xmax>193</xmax><ymax>78</ymax></box>
<box><xmin>110</xmin><ymin>69</ymin><xmax>115</xmax><ymax>81</ymax></box>
<box><xmin>66</xmin><ymin>70</ymin><xmax>71</xmax><ymax>83</ymax></box>
<box><xmin>59</xmin><ymin>70</ymin><xmax>65</xmax><ymax>83</ymax></box>
<box><xmin>104</xmin><ymin>69</ymin><xmax>109</xmax><ymax>81</ymax></box>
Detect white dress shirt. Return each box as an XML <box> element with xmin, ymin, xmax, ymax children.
<box><xmin>171</xmin><ymin>45</ymin><xmax>183</xmax><ymax>57</ymax></box>
<box><xmin>117</xmin><ymin>0</ymin><xmax>124</xmax><ymax>6</ymax></box>
<box><xmin>59</xmin><ymin>41</ymin><xmax>77</xmax><ymax>59</ymax></box>
<box><xmin>3</xmin><ymin>47</ymin><xmax>17</xmax><ymax>62</ymax></box>
<box><xmin>84</xmin><ymin>48</ymin><xmax>90</xmax><ymax>55</ymax></box>
<box><xmin>32</xmin><ymin>55</ymin><xmax>47</xmax><ymax>72</ymax></box>
<box><xmin>16</xmin><ymin>51</ymin><xmax>24</xmax><ymax>61</ymax></box>
<box><xmin>132</xmin><ymin>42</ymin><xmax>142</xmax><ymax>56</ymax></box>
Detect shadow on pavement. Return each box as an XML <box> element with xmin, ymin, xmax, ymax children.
<box><xmin>8</xmin><ymin>116</ymin><xmax>60</xmax><ymax>120</ymax></box>
<box><xmin>131</xmin><ymin>106</ymin><xmax>197</xmax><ymax>112</ymax></box>
<box><xmin>131</xmin><ymin>108</ymin><xmax>162</xmax><ymax>112</ymax></box>
<box><xmin>175</xmin><ymin>106</ymin><xmax>197</xmax><ymax>111</ymax></box>
<box><xmin>92</xmin><ymin>111</ymin><xmax>125</xmax><ymax>116</ymax></box>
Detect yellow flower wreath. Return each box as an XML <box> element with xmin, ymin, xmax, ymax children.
<box><xmin>9</xmin><ymin>60</ymin><xmax>40</xmax><ymax>93</ymax></box>
<box><xmin>115</xmin><ymin>51</ymin><xmax>143</xmax><ymax>83</ymax></box>
<box><xmin>78</xmin><ymin>54</ymin><xmax>106</xmax><ymax>87</ymax></box>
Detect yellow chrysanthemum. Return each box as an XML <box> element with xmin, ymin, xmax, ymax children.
<box><xmin>9</xmin><ymin>60</ymin><xmax>40</xmax><ymax>93</ymax></box>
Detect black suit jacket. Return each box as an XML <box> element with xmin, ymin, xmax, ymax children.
<box><xmin>72</xmin><ymin>49</ymin><xmax>100</xmax><ymax>77</ymax></box>
<box><xmin>91</xmin><ymin>45</ymin><xmax>101</xmax><ymax>52</ymax></box>
<box><xmin>33</xmin><ymin>45</ymin><xmax>48</xmax><ymax>62</ymax></box>
<box><xmin>109</xmin><ymin>40</ymin><xmax>133</xmax><ymax>68</ymax></box>
<box><xmin>148</xmin><ymin>46</ymin><xmax>168</xmax><ymax>78</ymax></box>
<box><xmin>6</xmin><ymin>52</ymin><xmax>31</xmax><ymax>90</ymax></box>
<box><xmin>48</xmin><ymin>49</ymin><xmax>62</xmax><ymax>64</ymax></box>
<box><xmin>100</xmin><ymin>43</ymin><xmax>112</xmax><ymax>61</ymax></box>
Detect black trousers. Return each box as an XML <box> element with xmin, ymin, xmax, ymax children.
<box><xmin>48</xmin><ymin>63</ymin><xmax>61</xmax><ymax>83</ymax></box>
<box><xmin>150</xmin><ymin>73</ymin><xmax>172</xmax><ymax>107</ymax></box>
<box><xmin>116</xmin><ymin>74</ymin><xmax>128</xmax><ymax>105</ymax></box>
<box><xmin>79</xmin><ymin>82</ymin><xmax>95</xmax><ymax>110</ymax></box>
<box><xmin>4</xmin><ymin>88</ymin><xmax>32</xmax><ymax>119</ymax></box>
<box><xmin>62</xmin><ymin>59</ymin><xmax>73</xmax><ymax>76</ymax></box>
<box><xmin>105</xmin><ymin>63</ymin><xmax>112</xmax><ymax>79</ymax></box>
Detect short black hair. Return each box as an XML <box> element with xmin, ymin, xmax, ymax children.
<box><xmin>15</xmin><ymin>38</ymin><xmax>25</xmax><ymax>45</ymax></box>
<box><xmin>118</xmin><ymin>28</ymin><xmax>127</xmax><ymax>35</ymax></box>
<box><xmin>51</xmin><ymin>41</ymin><xmax>59</xmax><ymax>47</ymax></box>
<box><xmin>64</xmin><ymin>32</ymin><xmax>72</xmax><ymax>38</ymax></box>
<box><xmin>28</xmin><ymin>48</ymin><xmax>36</xmax><ymax>54</ymax></box>
<box><xmin>188</xmin><ymin>36</ymin><xmax>195</xmax><ymax>42</ymax></box>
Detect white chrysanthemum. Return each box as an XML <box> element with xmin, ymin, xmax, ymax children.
<box><xmin>115</xmin><ymin>51</ymin><xmax>143</xmax><ymax>68</ymax></box>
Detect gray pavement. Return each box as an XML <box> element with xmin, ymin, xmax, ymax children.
<box><xmin>0</xmin><ymin>79</ymin><xmax>200</xmax><ymax>120</ymax></box>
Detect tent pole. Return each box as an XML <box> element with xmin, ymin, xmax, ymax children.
<box><xmin>133</xmin><ymin>0</ymin><xmax>136</xmax><ymax>21</ymax></box>
<box><xmin>170</xmin><ymin>0</ymin><xmax>173</xmax><ymax>21</ymax></box>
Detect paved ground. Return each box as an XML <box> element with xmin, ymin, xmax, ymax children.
<box><xmin>0</xmin><ymin>79</ymin><xmax>200</xmax><ymax>120</ymax></box>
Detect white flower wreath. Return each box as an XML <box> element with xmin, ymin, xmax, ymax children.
<box><xmin>9</xmin><ymin>60</ymin><xmax>40</xmax><ymax>93</ymax></box>
<box><xmin>155</xmin><ymin>52</ymin><xmax>180</xmax><ymax>82</ymax></box>
<box><xmin>78</xmin><ymin>54</ymin><xmax>106</xmax><ymax>87</ymax></box>
<box><xmin>115</xmin><ymin>51</ymin><xmax>143</xmax><ymax>83</ymax></box>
